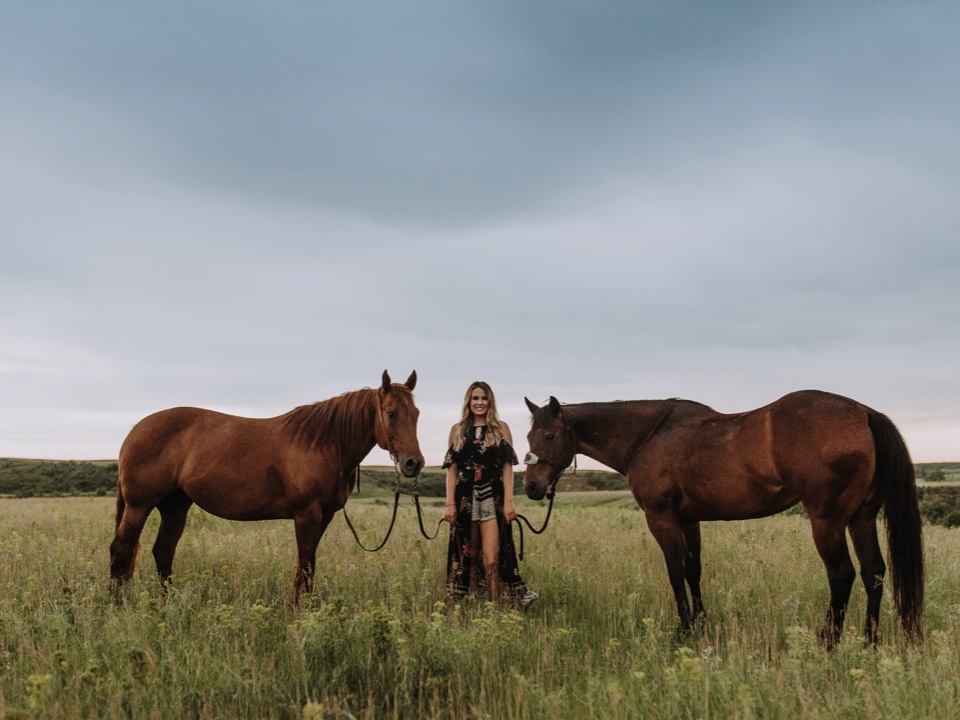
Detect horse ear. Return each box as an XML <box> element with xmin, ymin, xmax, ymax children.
<box><xmin>404</xmin><ymin>370</ymin><xmax>417</xmax><ymax>391</ymax></box>
<box><xmin>381</xmin><ymin>370</ymin><xmax>392</xmax><ymax>393</ymax></box>
<box><xmin>524</xmin><ymin>397</ymin><xmax>540</xmax><ymax>415</ymax></box>
<box><xmin>548</xmin><ymin>396</ymin><xmax>562</xmax><ymax>415</ymax></box>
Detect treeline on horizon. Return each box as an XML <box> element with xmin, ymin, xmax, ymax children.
<box><xmin>0</xmin><ymin>459</ymin><xmax>631</xmax><ymax>499</ymax></box>
<box><xmin>2</xmin><ymin>458</ymin><xmax>960</xmax><ymax>526</ymax></box>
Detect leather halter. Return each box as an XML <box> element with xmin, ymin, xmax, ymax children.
<box><xmin>523</xmin><ymin>408</ymin><xmax>578</xmax><ymax>489</ymax></box>
<box><xmin>376</xmin><ymin>389</ymin><xmax>401</xmax><ymax>465</ymax></box>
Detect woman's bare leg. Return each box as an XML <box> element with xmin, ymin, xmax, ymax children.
<box><xmin>480</xmin><ymin>518</ymin><xmax>500</xmax><ymax>602</ymax></box>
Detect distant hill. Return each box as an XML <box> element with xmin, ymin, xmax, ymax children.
<box><xmin>3</xmin><ymin>458</ymin><xmax>959</xmax><ymax>527</ymax></box>
<box><xmin>0</xmin><ymin>458</ymin><xmax>627</xmax><ymax>499</ymax></box>
<box><xmin>0</xmin><ymin>458</ymin><xmax>118</xmax><ymax>497</ymax></box>
<box><xmin>916</xmin><ymin>462</ymin><xmax>960</xmax><ymax>483</ymax></box>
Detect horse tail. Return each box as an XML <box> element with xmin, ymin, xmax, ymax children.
<box><xmin>869</xmin><ymin>409</ymin><xmax>924</xmax><ymax>642</ymax></box>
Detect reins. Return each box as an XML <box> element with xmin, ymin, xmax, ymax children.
<box><xmin>341</xmin><ymin>466</ymin><xmax>403</xmax><ymax>552</ymax></box>
<box><xmin>344</xmin><ymin>463</ymin><xmax>564</xmax><ymax>555</ymax></box>
<box><xmin>342</xmin><ymin>399</ymin><xmax>574</xmax><ymax>555</ymax></box>
<box><xmin>412</xmin><ymin>477</ymin><xmax>446</xmax><ymax>540</ymax></box>
<box><xmin>510</xmin><ymin>484</ymin><xmax>556</xmax><ymax>560</ymax></box>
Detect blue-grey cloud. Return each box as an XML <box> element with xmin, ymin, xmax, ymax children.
<box><xmin>1</xmin><ymin>1</ymin><xmax>958</xmax><ymax>463</ymax></box>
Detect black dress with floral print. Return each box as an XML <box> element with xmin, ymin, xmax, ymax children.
<box><xmin>442</xmin><ymin>425</ymin><xmax>528</xmax><ymax>600</ymax></box>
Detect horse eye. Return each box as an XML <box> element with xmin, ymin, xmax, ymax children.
<box><xmin>386</xmin><ymin>410</ymin><xmax>397</xmax><ymax>419</ymax></box>
<box><xmin>545</xmin><ymin>433</ymin><xmax>555</xmax><ymax>441</ymax></box>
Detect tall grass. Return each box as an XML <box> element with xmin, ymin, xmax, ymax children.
<box><xmin>1</xmin><ymin>494</ymin><xmax>959</xmax><ymax>719</ymax></box>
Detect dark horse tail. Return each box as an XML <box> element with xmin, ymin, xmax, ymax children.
<box><xmin>869</xmin><ymin>410</ymin><xmax>924</xmax><ymax>642</ymax></box>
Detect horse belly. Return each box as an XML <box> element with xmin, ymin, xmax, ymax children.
<box><xmin>675</xmin><ymin>463</ymin><xmax>800</xmax><ymax>521</ymax></box>
<box><xmin>173</xmin><ymin>458</ymin><xmax>290</xmax><ymax>520</ymax></box>
<box><xmin>681</xmin><ymin>481</ymin><xmax>799</xmax><ymax>521</ymax></box>
<box><xmin>684</xmin><ymin>411</ymin><xmax>800</xmax><ymax>520</ymax></box>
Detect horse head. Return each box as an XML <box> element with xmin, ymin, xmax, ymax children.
<box><xmin>375</xmin><ymin>370</ymin><xmax>425</xmax><ymax>478</ymax></box>
<box><xmin>523</xmin><ymin>396</ymin><xmax>576</xmax><ymax>500</ymax></box>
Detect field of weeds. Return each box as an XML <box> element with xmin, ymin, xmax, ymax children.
<box><xmin>1</xmin><ymin>493</ymin><xmax>959</xmax><ymax>719</ymax></box>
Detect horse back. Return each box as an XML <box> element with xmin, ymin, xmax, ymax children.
<box><xmin>118</xmin><ymin>407</ymin><xmax>292</xmax><ymax>515</ymax></box>
<box><xmin>635</xmin><ymin>391</ymin><xmax>875</xmax><ymax>521</ymax></box>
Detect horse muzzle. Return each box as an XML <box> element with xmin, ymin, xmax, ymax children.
<box><xmin>523</xmin><ymin>463</ymin><xmax>554</xmax><ymax>501</ymax></box>
<box><xmin>399</xmin><ymin>455</ymin><xmax>424</xmax><ymax>478</ymax></box>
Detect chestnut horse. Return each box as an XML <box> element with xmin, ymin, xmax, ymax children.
<box><xmin>524</xmin><ymin>391</ymin><xmax>923</xmax><ymax>647</ymax></box>
<box><xmin>110</xmin><ymin>371</ymin><xmax>424</xmax><ymax>602</ymax></box>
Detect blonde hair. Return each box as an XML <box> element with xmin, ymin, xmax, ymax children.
<box><xmin>452</xmin><ymin>381</ymin><xmax>506</xmax><ymax>451</ymax></box>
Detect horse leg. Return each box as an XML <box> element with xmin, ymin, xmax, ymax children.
<box><xmin>809</xmin><ymin>516</ymin><xmax>857</xmax><ymax>649</ymax></box>
<box><xmin>848</xmin><ymin>516</ymin><xmax>886</xmax><ymax>645</ymax></box>
<box><xmin>681</xmin><ymin>521</ymin><xmax>705</xmax><ymax>619</ymax></box>
<box><xmin>152</xmin><ymin>490</ymin><xmax>193</xmax><ymax>591</ymax></box>
<box><xmin>291</xmin><ymin>509</ymin><xmax>333</xmax><ymax>604</ymax></box>
<box><xmin>109</xmin><ymin>504</ymin><xmax>152</xmax><ymax>597</ymax></box>
<box><xmin>645</xmin><ymin>511</ymin><xmax>694</xmax><ymax>632</ymax></box>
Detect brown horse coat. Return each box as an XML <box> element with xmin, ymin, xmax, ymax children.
<box><xmin>524</xmin><ymin>390</ymin><xmax>923</xmax><ymax>646</ymax></box>
<box><xmin>110</xmin><ymin>371</ymin><xmax>423</xmax><ymax>601</ymax></box>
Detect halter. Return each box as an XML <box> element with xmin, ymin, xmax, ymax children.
<box><xmin>510</xmin><ymin>409</ymin><xmax>577</xmax><ymax>558</ymax></box>
<box><xmin>376</xmin><ymin>389</ymin><xmax>401</xmax><ymax>466</ymax></box>
<box><xmin>522</xmin><ymin>408</ymin><xmax>578</xmax><ymax>486</ymax></box>
<box><xmin>341</xmin><ymin>389</ymin><xmax>404</xmax><ymax>552</ymax></box>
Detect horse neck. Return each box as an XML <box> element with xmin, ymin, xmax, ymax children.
<box><xmin>336</xmin><ymin>393</ymin><xmax>381</xmax><ymax>472</ymax></box>
<box><xmin>566</xmin><ymin>401</ymin><xmax>676</xmax><ymax>475</ymax></box>
<box><xmin>340</xmin><ymin>411</ymin><xmax>379</xmax><ymax>473</ymax></box>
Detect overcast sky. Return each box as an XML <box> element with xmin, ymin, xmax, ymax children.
<box><xmin>2</xmin><ymin>1</ymin><xmax>958</xmax><ymax>467</ymax></box>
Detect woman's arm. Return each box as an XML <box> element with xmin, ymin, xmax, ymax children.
<box><xmin>502</xmin><ymin>423</ymin><xmax>517</xmax><ymax>523</ymax></box>
<box><xmin>444</xmin><ymin>425</ymin><xmax>459</xmax><ymax>524</ymax></box>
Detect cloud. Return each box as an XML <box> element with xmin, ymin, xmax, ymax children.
<box><xmin>1</xmin><ymin>1</ymin><xmax>958</xmax><ymax>462</ymax></box>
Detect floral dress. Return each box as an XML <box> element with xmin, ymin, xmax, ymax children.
<box><xmin>442</xmin><ymin>425</ymin><xmax>528</xmax><ymax>600</ymax></box>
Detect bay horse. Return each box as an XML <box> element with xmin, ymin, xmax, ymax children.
<box><xmin>110</xmin><ymin>371</ymin><xmax>424</xmax><ymax>602</ymax></box>
<box><xmin>523</xmin><ymin>391</ymin><xmax>923</xmax><ymax>647</ymax></box>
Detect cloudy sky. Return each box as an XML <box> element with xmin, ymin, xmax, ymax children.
<box><xmin>2</xmin><ymin>1</ymin><xmax>958</xmax><ymax>466</ymax></box>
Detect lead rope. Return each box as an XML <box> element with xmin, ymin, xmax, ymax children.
<box><xmin>412</xmin><ymin>474</ymin><xmax>447</xmax><ymax>540</ymax></box>
<box><xmin>341</xmin><ymin>394</ymin><xmax>402</xmax><ymax>552</ymax></box>
<box><xmin>411</xmin><ymin>419</ymin><xmax>574</xmax><ymax>553</ymax></box>
<box><xmin>511</xmin><ymin>480</ymin><xmax>557</xmax><ymax>561</ymax></box>
<box><xmin>342</xmin><ymin>464</ymin><xmax>403</xmax><ymax>552</ymax></box>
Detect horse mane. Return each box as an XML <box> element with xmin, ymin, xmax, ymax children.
<box><xmin>575</xmin><ymin>398</ymin><xmax>709</xmax><ymax>409</ymax></box>
<box><xmin>532</xmin><ymin>398</ymin><xmax>711</xmax><ymax>426</ymax></box>
<box><xmin>282</xmin><ymin>387</ymin><xmax>383</xmax><ymax>451</ymax></box>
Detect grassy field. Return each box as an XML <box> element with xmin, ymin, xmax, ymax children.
<box><xmin>1</xmin><ymin>493</ymin><xmax>959</xmax><ymax>719</ymax></box>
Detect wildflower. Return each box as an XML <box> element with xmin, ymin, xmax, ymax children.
<box><xmin>879</xmin><ymin>656</ymin><xmax>902</xmax><ymax>675</ymax></box>
<box><xmin>26</xmin><ymin>673</ymin><xmax>53</xmax><ymax>711</ymax></box>
<box><xmin>302</xmin><ymin>701</ymin><xmax>325</xmax><ymax>720</ymax></box>
<box><xmin>430</xmin><ymin>601</ymin><xmax>447</xmax><ymax>628</ymax></box>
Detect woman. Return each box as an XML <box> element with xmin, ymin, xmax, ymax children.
<box><xmin>442</xmin><ymin>381</ymin><xmax>537</xmax><ymax>607</ymax></box>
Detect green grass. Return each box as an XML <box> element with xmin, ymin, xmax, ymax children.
<box><xmin>1</xmin><ymin>495</ymin><xmax>959</xmax><ymax>719</ymax></box>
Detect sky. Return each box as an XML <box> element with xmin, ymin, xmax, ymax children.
<box><xmin>2</xmin><ymin>1</ymin><xmax>958</xmax><ymax>467</ymax></box>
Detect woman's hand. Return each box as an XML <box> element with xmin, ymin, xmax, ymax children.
<box><xmin>443</xmin><ymin>502</ymin><xmax>457</xmax><ymax>524</ymax></box>
<box><xmin>503</xmin><ymin>498</ymin><xmax>517</xmax><ymax>523</ymax></box>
